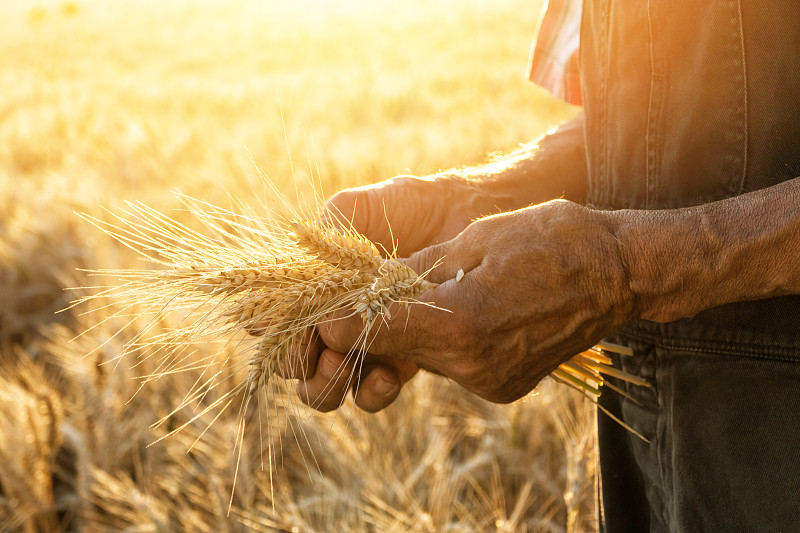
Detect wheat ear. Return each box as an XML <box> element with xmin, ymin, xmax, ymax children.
<box><xmin>291</xmin><ymin>219</ymin><xmax>384</xmax><ymax>273</ymax></box>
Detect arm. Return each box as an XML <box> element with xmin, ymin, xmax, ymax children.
<box><xmin>324</xmin><ymin>111</ymin><xmax>587</xmax><ymax>256</ymax></box>
<box><xmin>440</xmin><ymin>108</ymin><xmax>589</xmax><ymax>209</ymax></box>
<box><xmin>317</xmin><ymin>176</ymin><xmax>800</xmax><ymax>404</ymax></box>
<box><xmin>616</xmin><ymin>177</ymin><xmax>800</xmax><ymax>323</ymax></box>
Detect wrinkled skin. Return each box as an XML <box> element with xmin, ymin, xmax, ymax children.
<box><xmin>287</xmin><ymin>175</ymin><xmax>482</xmax><ymax>413</ymax></box>
<box><xmin>283</xmin><ymin>177</ymin><xmax>634</xmax><ymax>413</ymax></box>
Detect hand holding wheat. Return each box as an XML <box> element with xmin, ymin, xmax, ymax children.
<box><xmin>77</xmin><ymin>177</ymin><xmax>648</xmax><ymax>456</ymax></box>
<box><xmin>295</xmin><ymin>197</ymin><xmax>642</xmax><ymax>409</ymax></box>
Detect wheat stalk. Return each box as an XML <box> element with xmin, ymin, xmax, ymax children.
<box><xmin>75</xmin><ymin>198</ymin><xmax>648</xmax><ymax>401</ymax></box>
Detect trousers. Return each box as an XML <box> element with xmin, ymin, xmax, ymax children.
<box><xmin>599</xmin><ymin>322</ymin><xmax>800</xmax><ymax>532</ymax></box>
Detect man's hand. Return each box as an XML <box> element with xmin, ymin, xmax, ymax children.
<box><xmin>304</xmin><ymin>200</ymin><xmax>635</xmax><ymax>405</ymax></box>
<box><xmin>282</xmin><ymin>173</ymin><xmax>498</xmax><ymax>412</ymax></box>
<box><xmin>281</xmin><ymin>339</ymin><xmax>420</xmax><ymax>413</ymax></box>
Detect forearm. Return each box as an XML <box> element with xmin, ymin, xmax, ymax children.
<box><xmin>431</xmin><ymin>110</ymin><xmax>588</xmax><ymax>214</ymax></box>
<box><xmin>325</xmin><ymin>111</ymin><xmax>587</xmax><ymax>256</ymax></box>
<box><xmin>613</xmin><ymin>177</ymin><xmax>800</xmax><ymax>323</ymax></box>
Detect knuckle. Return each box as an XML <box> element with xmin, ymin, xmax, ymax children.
<box><xmin>327</xmin><ymin>187</ymin><xmax>360</xmax><ymax>207</ymax></box>
<box><xmin>317</xmin><ymin>319</ymin><xmax>359</xmax><ymax>354</ymax></box>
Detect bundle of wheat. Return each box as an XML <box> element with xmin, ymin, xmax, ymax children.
<box><xmin>74</xmin><ymin>189</ymin><xmax>647</xmax><ymax>450</ymax></box>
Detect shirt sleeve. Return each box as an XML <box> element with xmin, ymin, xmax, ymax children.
<box><xmin>528</xmin><ymin>0</ymin><xmax>583</xmax><ymax>105</ymax></box>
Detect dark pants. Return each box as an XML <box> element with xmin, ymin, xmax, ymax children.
<box><xmin>598</xmin><ymin>319</ymin><xmax>800</xmax><ymax>532</ymax></box>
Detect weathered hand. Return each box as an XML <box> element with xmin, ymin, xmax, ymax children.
<box><xmin>317</xmin><ymin>200</ymin><xmax>635</xmax><ymax>404</ymax></box>
<box><xmin>285</xmin><ymin>113</ymin><xmax>600</xmax><ymax>413</ymax></box>
<box><xmin>282</xmin><ymin>174</ymin><xmax>491</xmax><ymax>412</ymax></box>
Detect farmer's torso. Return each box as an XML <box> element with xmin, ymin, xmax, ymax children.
<box><xmin>580</xmin><ymin>0</ymin><xmax>800</xmax><ymax>347</ymax></box>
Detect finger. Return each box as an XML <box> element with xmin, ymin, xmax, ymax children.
<box><xmin>322</xmin><ymin>180</ymin><xmax>411</xmax><ymax>254</ymax></box>
<box><xmin>316</xmin><ymin>279</ymin><xmax>454</xmax><ymax>363</ymax></box>
<box><xmin>313</xmin><ymin>226</ymin><xmax>488</xmax><ymax>372</ymax></box>
<box><xmin>353</xmin><ymin>358</ymin><xmax>419</xmax><ymax>413</ymax></box>
<box><xmin>404</xmin><ymin>232</ymin><xmax>483</xmax><ymax>286</ymax></box>
<box><xmin>322</xmin><ymin>188</ymin><xmax>361</xmax><ymax>228</ymax></box>
<box><xmin>315</xmin><ymin>235</ymin><xmax>483</xmax><ymax>359</ymax></box>
<box><xmin>274</xmin><ymin>329</ymin><xmax>321</xmax><ymax>380</ymax></box>
<box><xmin>296</xmin><ymin>349</ymin><xmax>358</xmax><ymax>413</ymax></box>
<box><xmin>353</xmin><ymin>366</ymin><xmax>402</xmax><ymax>413</ymax></box>
<box><xmin>322</xmin><ymin>186</ymin><xmax>380</xmax><ymax>238</ymax></box>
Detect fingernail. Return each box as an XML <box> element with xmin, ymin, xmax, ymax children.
<box><xmin>373</xmin><ymin>375</ymin><xmax>397</xmax><ymax>396</ymax></box>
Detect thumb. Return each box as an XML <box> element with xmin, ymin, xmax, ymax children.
<box><xmin>402</xmin><ymin>233</ymin><xmax>484</xmax><ymax>286</ymax></box>
<box><xmin>321</xmin><ymin>188</ymin><xmax>364</xmax><ymax>231</ymax></box>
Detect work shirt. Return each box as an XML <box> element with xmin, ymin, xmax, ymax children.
<box><xmin>531</xmin><ymin>1</ymin><xmax>800</xmax><ymax>531</ymax></box>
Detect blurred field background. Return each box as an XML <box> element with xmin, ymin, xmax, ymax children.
<box><xmin>0</xmin><ymin>0</ymin><xmax>593</xmax><ymax>531</ymax></box>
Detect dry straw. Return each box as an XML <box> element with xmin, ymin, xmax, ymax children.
<box><xmin>74</xmin><ymin>184</ymin><xmax>649</xmax><ymax>464</ymax></box>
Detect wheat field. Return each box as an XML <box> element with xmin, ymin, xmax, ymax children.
<box><xmin>0</xmin><ymin>0</ymin><xmax>594</xmax><ymax>531</ymax></box>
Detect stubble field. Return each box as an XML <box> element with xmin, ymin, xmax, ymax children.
<box><xmin>0</xmin><ymin>1</ymin><xmax>594</xmax><ymax>531</ymax></box>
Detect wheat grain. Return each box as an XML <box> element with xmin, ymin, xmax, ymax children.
<box><xmin>353</xmin><ymin>261</ymin><xmax>435</xmax><ymax>321</ymax></box>
<box><xmin>291</xmin><ymin>219</ymin><xmax>383</xmax><ymax>273</ymax></box>
<box><xmin>192</xmin><ymin>260</ymin><xmax>375</xmax><ymax>328</ymax></box>
<box><xmin>77</xmin><ymin>196</ymin><xmax>644</xmax><ymax>407</ymax></box>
